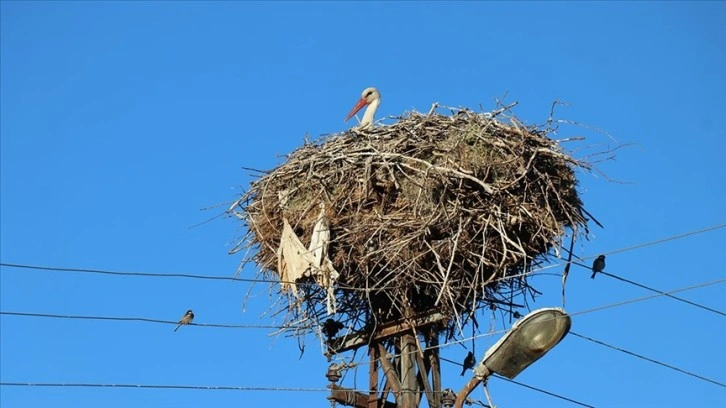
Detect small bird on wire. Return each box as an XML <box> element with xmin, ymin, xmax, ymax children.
<box><xmin>174</xmin><ymin>309</ymin><xmax>194</xmax><ymax>332</ymax></box>
<box><xmin>460</xmin><ymin>351</ymin><xmax>476</xmax><ymax>376</ymax></box>
<box><xmin>591</xmin><ymin>255</ymin><xmax>606</xmax><ymax>279</ymax></box>
<box><xmin>322</xmin><ymin>318</ymin><xmax>344</xmax><ymax>339</ymax></box>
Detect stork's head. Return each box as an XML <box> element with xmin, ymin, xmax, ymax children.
<box><xmin>360</xmin><ymin>87</ymin><xmax>380</xmax><ymax>104</ymax></box>
<box><xmin>345</xmin><ymin>87</ymin><xmax>381</xmax><ymax>122</ymax></box>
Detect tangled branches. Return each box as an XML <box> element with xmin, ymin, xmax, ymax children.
<box><xmin>230</xmin><ymin>105</ymin><xmax>592</xmax><ymax>342</ymax></box>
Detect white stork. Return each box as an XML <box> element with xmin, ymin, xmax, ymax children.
<box><xmin>344</xmin><ymin>87</ymin><xmax>381</xmax><ymax>127</ymax></box>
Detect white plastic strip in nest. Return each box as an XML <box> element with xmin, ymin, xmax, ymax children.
<box><xmin>276</xmin><ymin>204</ymin><xmax>339</xmax><ymax>315</ymax></box>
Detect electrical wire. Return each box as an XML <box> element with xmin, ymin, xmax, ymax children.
<box><xmin>0</xmin><ymin>285</ymin><xmax>711</xmax><ymax>407</ymax></box>
<box><xmin>330</xmin><ymin>278</ymin><xmax>726</xmax><ymax>393</ymax></box>
<box><xmin>428</xmin><ymin>278</ymin><xmax>725</xmax><ymax>354</ymax></box>
<box><xmin>3</xmin><ymin>276</ymin><xmax>722</xmax><ymax>364</ymax></box>
<box><xmin>2</xmin><ymin>223</ymin><xmax>724</xmax><ymax>291</ymax></box>
<box><xmin>439</xmin><ymin>356</ymin><xmax>594</xmax><ymax>407</ymax></box>
<box><xmin>484</xmin><ymin>223</ymin><xmax>726</xmax><ymax>279</ymax></box>
<box><xmin>1</xmin><ymin>226</ymin><xmax>723</xmax><ymax>401</ymax></box>
<box><xmin>567</xmin><ymin>279</ymin><xmax>725</xmax><ymax>320</ymax></box>
<box><xmin>319</xmin><ymin>279</ymin><xmax>726</xmax><ymax>394</ymax></box>
<box><xmin>2</xmin><ymin>279</ymin><xmax>721</xmax><ymax>337</ymax></box>
<box><xmin>0</xmin><ymin>382</ymin><xmax>330</xmax><ymax>392</ymax></box>
<box><xmin>0</xmin><ymin>380</ymin><xmax>582</xmax><ymax>402</ymax></box>
<box><xmin>570</xmin><ymin>332</ymin><xmax>725</xmax><ymax>388</ymax></box>
<box><xmin>5</xmin><ymin>323</ymin><xmax>720</xmax><ymax>406</ymax></box>
<box><xmin>0</xmin><ymin>262</ymin><xmax>246</xmax><ymax>282</ymax></box>
<box><xmin>598</xmin><ymin>223</ymin><xmax>726</xmax><ymax>258</ymax></box>
<box><xmin>3</xmin><ymin>282</ymin><xmax>722</xmax><ymax>404</ymax></box>
<box><xmin>0</xmin><ymin>261</ymin><xmax>371</xmax><ymax>292</ymax></box>
<box><xmin>596</xmin><ymin>271</ymin><xmax>725</xmax><ymax>317</ymax></box>
<box><xmin>492</xmin><ymin>374</ymin><xmax>595</xmax><ymax>408</ymax></box>
<box><xmin>3</xmin><ymin>278</ymin><xmax>723</xmax><ymax>398</ymax></box>
<box><xmin>0</xmin><ymin>311</ymin><xmax>292</xmax><ymax>330</ymax></box>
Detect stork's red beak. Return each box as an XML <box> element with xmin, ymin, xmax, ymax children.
<box><xmin>345</xmin><ymin>97</ymin><xmax>369</xmax><ymax>122</ymax></box>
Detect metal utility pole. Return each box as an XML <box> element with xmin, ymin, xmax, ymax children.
<box><xmin>326</xmin><ymin>313</ymin><xmax>447</xmax><ymax>408</ymax></box>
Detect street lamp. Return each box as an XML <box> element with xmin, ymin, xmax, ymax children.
<box><xmin>474</xmin><ymin>307</ymin><xmax>571</xmax><ymax>379</ymax></box>
<box><xmin>454</xmin><ymin>308</ymin><xmax>571</xmax><ymax>408</ymax></box>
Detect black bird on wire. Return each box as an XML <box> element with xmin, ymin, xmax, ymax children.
<box><xmin>322</xmin><ymin>319</ymin><xmax>344</xmax><ymax>339</ymax></box>
<box><xmin>591</xmin><ymin>255</ymin><xmax>606</xmax><ymax>279</ymax></box>
<box><xmin>460</xmin><ymin>351</ymin><xmax>476</xmax><ymax>376</ymax></box>
<box><xmin>174</xmin><ymin>309</ymin><xmax>194</xmax><ymax>332</ymax></box>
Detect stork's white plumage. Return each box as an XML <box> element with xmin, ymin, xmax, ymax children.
<box><xmin>344</xmin><ymin>87</ymin><xmax>381</xmax><ymax>127</ymax></box>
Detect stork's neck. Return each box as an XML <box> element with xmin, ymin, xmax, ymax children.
<box><xmin>361</xmin><ymin>98</ymin><xmax>380</xmax><ymax>126</ymax></box>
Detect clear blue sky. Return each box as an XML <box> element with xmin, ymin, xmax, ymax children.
<box><xmin>1</xmin><ymin>1</ymin><xmax>724</xmax><ymax>407</ymax></box>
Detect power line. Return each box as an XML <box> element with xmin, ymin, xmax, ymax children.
<box><xmin>2</xmin><ymin>223</ymin><xmax>724</xmax><ymax>290</ymax></box>
<box><xmin>1</xmin><ymin>226</ymin><xmax>721</xmax><ymax>405</ymax></box>
<box><xmin>0</xmin><ymin>380</ymin><xmax>581</xmax><ymax>402</ymax></box>
<box><xmin>2</xmin><ymin>277</ymin><xmax>723</xmax><ymax>392</ymax></box>
<box><xmin>439</xmin><ymin>356</ymin><xmax>594</xmax><ymax>407</ymax></box>
<box><xmin>2</xmin><ymin>332</ymin><xmax>717</xmax><ymax>404</ymax></box>
<box><xmin>599</xmin><ymin>223</ymin><xmax>726</xmax><ymax>258</ymax></box>
<box><xmin>3</xmin><ymin>279</ymin><xmax>721</xmax><ymax>354</ymax></box>
<box><xmin>1</xmin><ymin>233</ymin><xmax>721</xmax><ymax>408</ymax></box>
<box><xmin>563</xmin><ymin>258</ymin><xmax>724</xmax><ymax>317</ymax></box>
<box><xmin>0</xmin><ymin>379</ymin><xmax>590</xmax><ymax>407</ymax></box>
<box><xmin>568</xmin><ymin>279</ymin><xmax>725</xmax><ymax>320</ymax></box>
<box><xmin>3</xmin><ymin>283</ymin><xmax>722</xmax><ymax>404</ymax></box>
<box><xmin>570</xmin><ymin>332</ymin><xmax>726</xmax><ymax>388</ymax></box>
<box><xmin>0</xmin><ymin>261</ymin><xmax>366</xmax><ymax>292</ymax></box>
<box><xmin>394</xmin><ymin>279</ymin><xmax>726</xmax><ymax>373</ymax></box>
<box><xmin>492</xmin><ymin>374</ymin><xmax>595</xmax><ymax>408</ymax></box>
<box><xmin>0</xmin><ymin>311</ymin><xmax>295</xmax><ymax>330</ymax></box>
<box><xmin>502</xmin><ymin>223</ymin><xmax>726</xmax><ymax>280</ymax></box>
<box><xmin>511</xmin><ymin>263</ymin><xmax>725</xmax><ymax>323</ymax></box>
<box><xmin>0</xmin><ymin>262</ymin><xmax>246</xmax><ymax>282</ymax></box>
<box><xmin>0</xmin><ymin>382</ymin><xmax>330</xmax><ymax>392</ymax></box>
<box><xmin>441</xmin><ymin>327</ymin><xmax>723</xmax><ymax>405</ymax></box>
<box><xmin>4</xmin><ymin>324</ymin><xmax>720</xmax><ymax>408</ymax></box>
<box><xmin>326</xmin><ymin>279</ymin><xmax>726</xmax><ymax>377</ymax></box>
<box><xmin>3</xmin><ymin>279</ymin><xmax>721</xmax><ymax>337</ymax></box>
<box><xmin>437</xmin><ymin>278</ymin><xmax>726</xmax><ymax>353</ymax></box>
<box><xmin>597</xmin><ymin>271</ymin><xmax>725</xmax><ymax>317</ymax></box>
<box><xmin>2</xmin><ymin>281</ymin><xmax>719</xmax><ymax>405</ymax></box>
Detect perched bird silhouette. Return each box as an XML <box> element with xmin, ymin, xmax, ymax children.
<box><xmin>460</xmin><ymin>351</ymin><xmax>476</xmax><ymax>376</ymax></box>
<box><xmin>322</xmin><ymin>318</ymin><xmax>344</xmax><ymax>339</ymax></box>
<box><xmin>174</xmin><ymin>309</ymin><xmax>194</xmax><ymax>332</ymax></box>
<box><xmin>591</xmin><ymin>255</ymin><xmax>606</xmax><ymax>279</ymax></box>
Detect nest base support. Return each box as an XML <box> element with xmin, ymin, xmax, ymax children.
<box><xmin>329</xmin><ymin>334</ymin><xmax>441</xmax><ymax>408</ymax></box>
<box><xmin>328</xmin><ymin>312</ymin><xmax>448</xmax><ymax>356</ymax></box>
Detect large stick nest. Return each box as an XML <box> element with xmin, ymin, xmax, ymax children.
<box><xmin>230</xmin><ymin>104</ymin><xmax>592</xmax><ymax>341</ymax></box>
